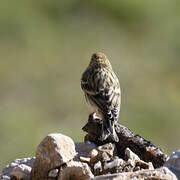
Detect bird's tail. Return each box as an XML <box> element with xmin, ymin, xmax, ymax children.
<box><xmin>99</xmin><ymin>119</ymin><xmax>119</xmax><ymax>142</ymax></box>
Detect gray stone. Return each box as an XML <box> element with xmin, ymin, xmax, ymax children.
<box><xmin>79</xmin><ymin>156</ymin><xmax>91</xmax><ymax>163</ymax></box>
<box><xmin>135</xmin><ymin>160</ymin><xmax>154</xmax><ymax>170</ymax></box>
<box><xmin>94</xmin><ymin>161</ymin><xmax>102</xmax><ymax>171</ymax></box>
<box><xmin>91</xmin><ymin>167</ymin><xmax>177</xmax><ymax>180</ymax></box>
<box><xmin>58</xmin><ymin>160</ymin><xmax>94</xmax><ymax>180</ymax></box>
<box><xmin>10</xmin><ymin>164</ymin><xmax>31</xmax><ymax>180</ymax></box>
<box><xmin>104</xmin><ymin>159</ymin><xmax>124</xmax><ymax>170</ymax></box>
<box><xmin>90</xmin><ymin>143</ymin><xmax>116</xmax><ymax>164</ymax></box>
<box><xmin>89</xmin><ymin>149</ymin><xmax>98</xmax><ymax>159</ymax></box>
<box><xmin>31</xmin><ymin>133</ymin><xmax>76</xmax><ymax>180</ymax></box>
<box><xmin>75</xmin><ymin>142</ymin><xmax>97</xmax><ymax>157</ymax></box>
<box><xmin>0</xmin><ymin>175</ymin><xmax>10</xmax><ymax>180</ymax></box>
<box><xmin>125</xmin><ymin>148</ymin><xmax>140</xmax><ymax>162</ymax></box>
<box><xmin>97</xmin><ymin>143</ymin><xmax>116</xmax><ymax>157</ymax></box>
<box><xmin>1</xmin><ymin>157</ymin><xmax>35</xmax><ymax>180</ymax></box>
<box><xmin>93</xmin><ymin>161</ymin><xmax>102</xmax><ymax>176</ymax></box>
<box><xmin>164</xmin><ymin>149</ymin><xmax>180</xmax><ymax>179</ymax></box>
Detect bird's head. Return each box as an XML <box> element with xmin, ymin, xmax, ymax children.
<box><xmin>89</xmin><ymin>52</ymin><xmax>112</xmax><ymax>69</ymax></box>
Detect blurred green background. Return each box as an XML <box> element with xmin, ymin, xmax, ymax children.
<box><xmin>1</xmin><ymin>0</ymin><xmax>180</xmax><ymax>170</ymax></box>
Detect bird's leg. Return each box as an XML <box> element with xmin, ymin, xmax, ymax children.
<box><xmin>99</xmin><ymin>127</ymin><xmax>110</xmax><ymax>141</ymax></box>
<box><xmin>109</xmin><ymin>121</ymin><xmax>119</xmax><ymax>142</ymax></box>
<box><xmin>99</xmin><ymin>119</ymin><xmax>119</xmax><ymax>142</ymax></box>
<box><xmin>98</xmin><ymin>118</ymin><xmax>111</xmax><ymax>141</ymax></box>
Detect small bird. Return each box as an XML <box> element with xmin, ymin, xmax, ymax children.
<box><xmin>81</xmin><ymin>52</ymin><xmax>121</xmax><ymax>142</ymax></box>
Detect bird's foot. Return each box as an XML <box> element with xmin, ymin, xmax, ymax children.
<box><xmin>98</xmin><ymin>129</ymin><xmax>119</xmax><ymax>142</ymax></box>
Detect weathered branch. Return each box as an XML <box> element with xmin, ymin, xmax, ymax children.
<box><xmin>82</xmin><ymin>115</ymin><xmax>168</xmax><ymax>168</ymax></box>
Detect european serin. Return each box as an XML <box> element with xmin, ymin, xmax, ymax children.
<box><xmin>81</xmin><ymin>52</ymin><xmax>121</xmax><ymax>142</ymax></box>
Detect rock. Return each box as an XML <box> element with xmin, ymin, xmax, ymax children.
<box><xmin>102</xmin><ymin>158</ymin><xmax>125</xmax><ymax>175</ymax></box>
<box><xmin>0</xmin><ymin>175</ymin><xmax>10</xmax><ymax>180</ymax></box>
<box><xmin>89</xmin><ymin>149</ymin><xmax>98</xmax><ymax>159</ymax></box>
<box><xmin>31</xmin><ymin>133</ymin><xmax>76</xmax><ymax>180</ymax></box>
<box><xmin>48</xmin><ymin>169</ymin><xmax>59</xmax><ymax>178</ymax></box>
<box><xmin>58</xmin><ymin>160</ymin><xmax>94</xmax><ymax>180</ymax></box>
<box><xmin>101</xmin><ymin>152</ymin><xmax>111</xmax><ymax>162</ymax></box>
<box><xmin>90</xmin><ymin>152</ymin><xmax>106</xmax><ymax>166</ymax></box>
<box><xmin>75</xmin><ymin>142</ymin><xmax>97</xmax><ymax>158</ymax></box>
<box><xmin>128</xmin><ymin>167</ymin><xmax>177</xmax><ymax>180</ymax></box>
<box><xmin>124</xmin><ymin>148</ymin><xmax>155</xmax><ymax>172</ymax></box>
<box><xmin>104</xmin><ymin>159</ymin><xmax>124</xmax><ymax>170</ymax></box>
<box><xmin>1</xmin><ymin>157</ymin><xmax>35</xmax><ymax>179</ymax></box>
<box><xmin>135</xmin><ymin>160</ymin><xmax>154</xmax><ymax>170</ymax></box>
<box><xmin>93</xmin><ymin>161</ymin><xmax>102</xmax><ymax>175</ymax></box>
<box><xmin>83</xmin><ymin>117</ymin><xmax>168</xmax><ymax>168</ymax></box>
<box><xmin>89</xmin><ymin>143</ymin><xmax>115</xmax><ymax>166</ymax></box>
<box><xmin>90</xmin><ymin>143</ymin><xmax>116</xmax><ymax>164</ymax></box>
<box><xmin>97</xmin><ymin>143</ymin><xmax>116</xmax><ymax>157</ymax></box>
<box><xmin>10</xmin><ymin>164</ymin><xmax>31</xmax><ymax>180</ymax></box>
<box><xmin>90</xmin><ymin>143</ymin><xmax>125</xmax><ymax>175</ymax></box>
<box><xmin>125</xmin><ymin>147</ymin><xmax>141</xmax><ymax>168</ymax></box>
<box><xmin>91</xmin><ymin>167</ymin><xmax>177</xmax><ymax>180</ymax></box>
<box><xmin>94</xmin><ymin>161</ymin><xmax>102</xmax><ymax>170</ymax></box>
<box><xmin>75</xmin><ymin>142</ymin><xmax>97</xmax><ymax>164</ymax></box>
<box><xmin>79</xmin><ymin>156</ymin><xmax>91</xmax><ymax>163</ymax></box>
<box><xmin>164</xmin><ymin>149</ymin><xmax>180</xmax><ymax>179</ymax></box>
<box><xmin>90</xmin><ymin>172</ymin><xmax>126</xmax><ymax>180</ymax></box>
<box><xmin>125</xmin><ymin>148</ymin><xmax>140</xmax><ymax>161</ymax></box>
<box><xmin>147</xmin><ymin>162</ymin><xmax>154</xmax><ymax>170</ymax></box>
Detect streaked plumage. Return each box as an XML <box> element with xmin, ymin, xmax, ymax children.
<box><xmin>81</xmin><ymin>52</ymin><xmax>121</xmax><ymax>142</ymax></box>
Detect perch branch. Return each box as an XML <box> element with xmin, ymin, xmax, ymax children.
<box><xmin>82</xmin><ymin>115</ymin><xmax>168</xmax><ymax>168</ymax></box>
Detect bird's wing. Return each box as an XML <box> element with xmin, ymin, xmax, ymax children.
<box><xmin>81</xmin><ymin>68</ymin><xmax>120</xmax><ymax>121</ymax></box>
<box><xmin>81</xmin><ymin>67</ymin><xmax>97</xmax><ymax>95</ymax></box>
